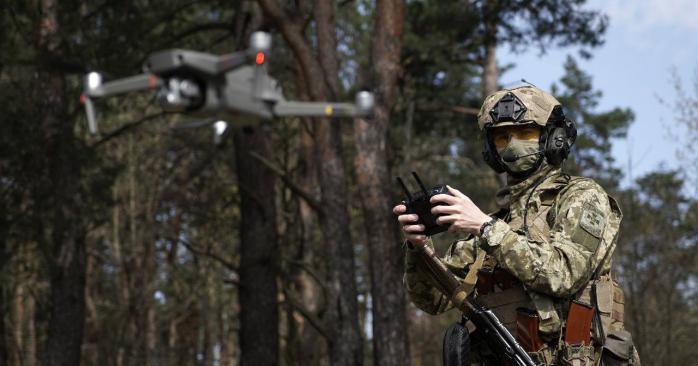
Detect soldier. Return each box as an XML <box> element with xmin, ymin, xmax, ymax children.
<box><xmin>394</xmin><ymin>86</ymin><xmax>639</xmax><ymax>365</ymax></box>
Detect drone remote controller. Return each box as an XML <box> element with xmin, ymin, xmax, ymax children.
<box><xmin>396</xmin><ymin>172</ymin><xmax>452</xmax><ymax>236</ymax></box>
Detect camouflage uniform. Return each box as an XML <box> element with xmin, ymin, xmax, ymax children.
<box><xmin>404</xmin><ymin>163</ymin><xmax>637</xmax><ymax>365</ymax></box>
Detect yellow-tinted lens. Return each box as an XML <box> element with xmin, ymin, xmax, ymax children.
<box><xmin>489</xmin><ymin>125</ymin><xmax>540</xmax><ymax>149</ymax></box>
<box><xmin>512</xmin><ymin>127</ymin><xmax>540</xmax><ymax>141</ymax></box>
<box><xmin>491</xmin><ymin>130</ymin><xmax>511</xmax><ymax>149</ymax></box>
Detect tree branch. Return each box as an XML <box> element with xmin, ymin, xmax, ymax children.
<box><xmin>248</xmin><ymin>151</ymin><xmax>324</xmax><ymax>216</ymax></box>
<box><xmin>91</xmin><ymin>110</ymin><xmax>171</xmax><ymax>147</ymax></box>
<box><xmin>451</xmin><ymin>106</ymin><xmax>481</xmax><ymax>115</ymax></box>
<box><xmin>283</xmin><ymin>258</ymin><xmax>326</xmax><ymax>293</ymax></box>
<box><xmin>177</xmin><ymin>238</ymin><xmax>238</xmax><ymax>271</ymax></box>
<box><xmin>256</xmin><ymin>0</ymin><xmax>329</xmax><ymax>100</ymax></box>
<box><xmin>170</xmin><ymin>22</ymin><xmax>234</xmax><ymax>43</ymax></box>
<box><xmin>281</xmin><ymin>287</ymin><xmax>329</xmax><ymax>339</ymax></box>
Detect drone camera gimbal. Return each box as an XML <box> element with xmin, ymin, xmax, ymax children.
<box><xmin>80</xmin><ymin>31</ymin><xmax>374</xmax><ymax>135</ymax></box>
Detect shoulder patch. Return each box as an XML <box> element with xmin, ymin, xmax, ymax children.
<box><xmin>569</xmin><ymin>202</ymin><xmax>606</xmax><ymax>252</ymax></box>
<box><xmin>580</xmin><ymin>203</ymin><xmax>605</xmax><ymax>238</ymax></box>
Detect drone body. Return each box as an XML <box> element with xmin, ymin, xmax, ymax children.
<box><xmin>81</xmin><ymin>32</ymin><xmax>374</xmax><ymax>136</ymax></box>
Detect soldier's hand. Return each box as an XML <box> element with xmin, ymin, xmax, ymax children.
<box><xmin>430</xmin><ymin>186</ymin><xmax>492</xmax><ymax>236</ymax></box>
<box><xmin>393</xmin><ymin>204</ymin><xmax>428</xmax><ymax>247</ymax></box>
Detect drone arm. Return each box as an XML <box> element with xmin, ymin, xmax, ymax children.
<box><xmin>272</xmin><ymin>91</ymin><xmax>374</xmax><ymax>118</ymax></box>
<box><xmin>81</xmin><ymin>73</ymin><xmax>163</xmax><ymax>134</ymax></box>
<box><xmin>87</xmin><ymin>74</ymin><xmax>161</xmax><ymax>98</ymax></box>
<box><xmin>273</xmin><ymin>102</ymin><xmax>363</xmax><ymax>118</ymax></box>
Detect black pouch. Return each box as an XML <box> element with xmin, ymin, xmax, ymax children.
<box><xmin>601</xmin><ymin>330</ymin><xmax>636</xmax><ymax>366</ymax></box>
<box><xmin>443</xmin><ymin>321</ymin><xmax>470</xmax><ymax>366</ymax></box>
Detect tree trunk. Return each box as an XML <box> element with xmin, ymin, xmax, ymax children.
<box><xmin>481</xmin><ymin>0</ymin><xmax>506</xmax><ymax>186</ymax></box>
<box><xmin>314</xmin><ymin>127</ymin><xmax>363</xmax><ymax>366</ymax></box>
<box><xmin>36</xmin><ymin>1</ymin><xmax>88</xmax><ymax>365</ymax></box>
<box><xmin>481</xmin><ymin>0</ymin><xmax>499</xmax><ymax>98</ymax></box>
<box><xmin>256</xmin><ymin>1</ymin><xmax>364</xmax><ymax>364</ymax></box>
<box><xmin>13</xmin><ymin>283</ymin><xmax>25</xmax><ymax>364</ymax></box>
<box><xmin>0</xmin><ymin>289</ymin><xmax>6</xmax><ymax>366</ymax></box>
<box><xmin>0</xmin><ymin>228</ymin><xmax>10</xmax><ymax>366</ymax></box>
<box><xmin>312</xmin><ymin>2</ymin><xmax>363</xmax><ymax>366</ymax></box>
<box><xmin>26</xmin><ymin>291</ymin><xmax>37</xmax><ymax>366</ymax></box>
<box><xmin>293</xmin><ymin>97</ymin><xmax>323</xmax><ymax>366</ymax></box>
<box><xmin>234</xmin><ymin>124</ymin><xmax>279</xmax><ymax>366</ymax></box>
<box><xmin>354</xmin><ymin>1</ymin><xmax>410</xmax><ymax>365</ymax></box>
<box><xmin>482</xmin><ymin>43</ymin><xmax>498</xmax><ymax>98</ymax></box>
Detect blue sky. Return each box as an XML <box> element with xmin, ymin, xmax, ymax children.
<box><xmin>499</xmin><ymin>0</ymin><xmax>698</xmax><ymax>188</ymax></box>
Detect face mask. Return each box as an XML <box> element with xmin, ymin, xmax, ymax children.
<box><xmin>498</xmin><ymin>139</ymin><xmax>541</xmax><ymax>173</ymax></box>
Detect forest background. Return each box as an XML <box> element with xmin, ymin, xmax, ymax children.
<box><xmin>0</xmin><ymin>1</ymin><xmax>696</xmax><ymax>366</ymax></box>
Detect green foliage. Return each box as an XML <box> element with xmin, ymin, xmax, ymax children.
<box><xmin>551</xmin><ymin>55</ymin><xmax>634</xmax><ymax>188</ymax></box>
<box><xmin>616</xmin><ymin>170</ymin><xmax>698</xmax><ymax>365</ymax></box>
<box><xmin>475</xmin><ymin>0</ymin><xmax>608</xmax><ymax>56</ymax></box>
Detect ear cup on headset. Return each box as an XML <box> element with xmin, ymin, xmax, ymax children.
<box><xmin>543</xmin><ymin>119</ymin><xmax>577</xmax><ymax>166</ymax></box>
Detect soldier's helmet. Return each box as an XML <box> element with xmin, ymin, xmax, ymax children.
<box><xmin>477</xmin><ymin>86</ymin><xmax>577</xmax><ymax>177</ymax></box>
<box><xmin>477</xmin><ymin>86</ymin><xmax>563</xmax><ymax>130</ymax></box>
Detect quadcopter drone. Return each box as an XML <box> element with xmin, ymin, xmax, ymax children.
<box><xmin>80</xmin><ymin>31</ymin><xmax>374</xmax><ymax>137</ymax></box>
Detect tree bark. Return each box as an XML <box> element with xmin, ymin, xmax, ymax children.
<box><xmin>312</xmin><ymin>3</ymin><xmax>363</xmax><ymax>365</ymax></box>
<box><xmin>0</xmin><ymin>288</ymin><xmax>7</xmax><ymax>365</ymax></box>
<box><xmin>290</xmin><ymin>74</ymin><xmax>323</xmax><ymax>366</ymax></box>
<box><xmin>234</xmin><ymin>124</ymin><xmax>279</xmax><ymax>366</ymax></box>
<box><xmin>36</xmin><ymin>1</ymin><xmax>88</xmax><ymax>365</ymax></box>
<box><xmin>26</xmin><ymin>290</ymin><xmax>37</xmax><ymax>366</ymax></box>
<box><xmin>256</xmin><ymin>1</ymin><xmax>363</xmax><ymax>365</ymax></box>
<box><xmin>0</xmin><ymin>226</ymin><xmax>10</xmax><ymax>366</ymax></box>
<box><xmin>354</xmin><ymin>1</ymin><xmax>410</xmax><ymax>365</ymax></box>
<box><xmin>482</xmin><ymin>43</ymin><xmax>498</xmax><ymax>97</ymax></box>
<box><xmin>481</xmin><ymin>0</ymin><xmax>499</xmax><ymax>98</ymax></box>
<box><xmin>13</xmin><ymin>283</ymin><xmax>25</xmax><ymax>364</ymax></box>
<box><xmin>481</xmin><ymin>0</ymin><xmax>507</xmax><ymax>186</ymax></box>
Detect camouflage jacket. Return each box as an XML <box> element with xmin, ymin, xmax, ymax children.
<box><xmin>403</xmin><ymin>165</ymin><xmax>622</xmax><ymax>334</ymax></box>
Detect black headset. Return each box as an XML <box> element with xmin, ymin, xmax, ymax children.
<box><xmin>481</xmin><ymin>101</ymin><xmax>577</xmax><ymax>179</ymax></box>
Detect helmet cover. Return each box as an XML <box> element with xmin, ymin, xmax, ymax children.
<box><xmin>477</xmin><ymin>86</ymin><xmax>562</xmax><ymax>130</ymax></box>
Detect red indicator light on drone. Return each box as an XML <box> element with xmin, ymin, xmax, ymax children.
<box><xmin>80</xmin><ymin>94</ymin><xmax>86</xmax><ymax>104</ymax></box>
<box><xmin>147</xmin><ymin>75</ymin><xmax>158</xmax><ymax>89</ymax></box>
<box><xmin>255</xmin><ymin>52</ymin><xmax>265</xmax><ymax>65</ymax></box>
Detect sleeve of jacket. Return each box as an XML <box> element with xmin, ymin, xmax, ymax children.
<box><xmin>403</xmin><ymin>237</ymin><xmax>477</xmax><ymax>315</ymax></box>
<box><xmin>480</xmin><ymin>179</ymin><xmax>619</xmax><ymax>298</ymax></box>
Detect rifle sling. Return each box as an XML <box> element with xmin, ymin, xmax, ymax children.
<box><xmin>452</xmin><ymin>249</ymin><xmax>486</xmax><ymax>308</ymax></box>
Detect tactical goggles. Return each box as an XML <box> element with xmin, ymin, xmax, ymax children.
<box><xmin>489</xmin><ymin>125</ymin><xmax>542</xmax><ymax>150</ymax></box>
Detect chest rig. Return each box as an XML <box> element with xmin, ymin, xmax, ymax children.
<box><xmin>474</xmin><ymin>174</ymin><xmax>575</xmax><ymax>335</ymax></box>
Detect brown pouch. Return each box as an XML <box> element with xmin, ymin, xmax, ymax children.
<box><xmin>564</xmin><ymin>300</ymin><xmax>595</xmax><ymax>345</ymax></box>
<box><xmin>516</xmin><ymin>308</ymin><xmax>544</xmax><ymax>352</ymax></box>
<box><xmin>476</xmin><ymin>267</ymin><xmax>495</xmax><ymax>295</ymax></box>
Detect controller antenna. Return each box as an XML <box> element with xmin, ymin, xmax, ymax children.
<box><xmin>411</xmin><ymin>172</ymin><xmax>428</xmax><ymax>195</ymax></box>
<box><xmin>396</xmin><ymin>177</ymin><xmax>412</xmax><ymax>201</ymax></box>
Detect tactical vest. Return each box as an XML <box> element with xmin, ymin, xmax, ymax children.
<box><xmin>471</xmin><ymin>175</ymin><xmax>632</xmax><ymax>365</ymax></box>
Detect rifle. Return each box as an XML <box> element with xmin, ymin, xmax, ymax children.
<box><xmin>416</xmin><ymin>243</ymin><xmax>539</xmax><ymax>366</ymax></box>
